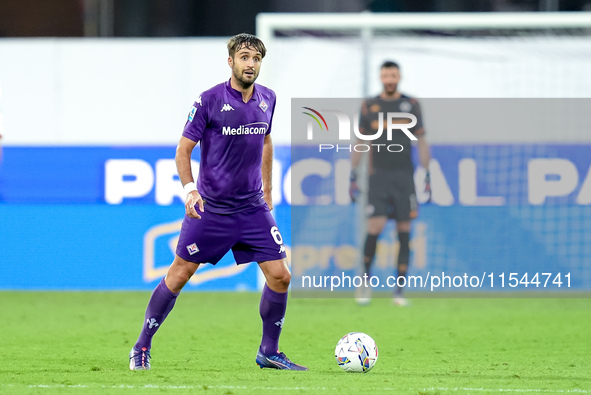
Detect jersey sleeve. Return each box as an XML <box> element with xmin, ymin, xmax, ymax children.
<box><xmin>182</xmin><ymin>95</ymin><xmax>208</xmax><ymax>142</ymax></box>
<box><xmin>266</xmin><ymin>101</ymin><xmax>276</xmax><ymax>136</ymax></box>
<box><xmin>411</xmin><ymin>100</ymin><xmax>425</xmax><ymax>137</ymax></box>
<box><xmin>264</xmin><ymin>91</ymin><xmax>277</xmax><ymax>136</ymax></box>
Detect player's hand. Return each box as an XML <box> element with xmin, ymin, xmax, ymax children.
<box><xmin>349</xmin><ymin>169</ymin><xmax>361</xmax><ymax>203</ymax></box>
<box><xmin>264</xmin><ymin>190</ymin><xmax>273</xmax><ymax>211</ymax></box>
<box><xmin>424</xmin><ymin>170</ymin><xmax>432</xmax><ymax>203</ymax></box>
<box><xmin>185</xmin><ymin>190</ymin><xmax>204</xmax><ymax>219</ymax></box>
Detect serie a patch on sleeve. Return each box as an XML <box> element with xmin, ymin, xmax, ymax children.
<box><xmin>188</xmin><ymin>105</ymin><xmax>197</xmax><ymax>122</ymax></box>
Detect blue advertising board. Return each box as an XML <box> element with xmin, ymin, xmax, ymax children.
<box><xmin>0</xmin><ymin>145</ymin><xmax>590</xmax><ymax>291</ymax></box>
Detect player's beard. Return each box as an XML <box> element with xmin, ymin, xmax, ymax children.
<box><xmin>383</xmin><ymin>83</ymin><xmax>398</xmax><ymax>97</ymax></box>
<box><xmin>232</xmin><ymin>65</ymin><xmax>259</xmax><ymax>90</ymax></box>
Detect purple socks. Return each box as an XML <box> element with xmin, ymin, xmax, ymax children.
<box><xmin>134</xmin><ymin>279</ymin><xmax>287</xmax><ymax>355</ymax></box>
<box><xmin>259</xmin><ymin>283</ymin><xmax>288</xmax><ymax>356</ymax></box>
<box><xmin>134</xmin><ymin>277</ymin><xmax>179</xmax><ymax>350</ymax></box>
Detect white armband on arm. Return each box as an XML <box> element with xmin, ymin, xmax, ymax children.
<box><xmin>183</xmin><ymin>182</ymin><xmax>197</xmax><ymax>195</ymax></box>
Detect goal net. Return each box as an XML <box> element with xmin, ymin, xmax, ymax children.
<box><xmin>258</xmin><ymin>12</ymin><xmax>591</xmax><ymax>296</ymax></box>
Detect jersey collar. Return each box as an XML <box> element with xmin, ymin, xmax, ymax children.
<box><xmin>225</xmin><ymin>79</ymin><xmax>258</xmax><ymax>102</ymax></box>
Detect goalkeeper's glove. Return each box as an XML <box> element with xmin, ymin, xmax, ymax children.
<box><xmin>424</xmin><ymin>170</ymin><xmax>432</xmax><ymax>203</ymax></box>
<box><xmin>349</xmin><ymin>168</ymin><xmax>361</xmax><ymax>203</ymax></box>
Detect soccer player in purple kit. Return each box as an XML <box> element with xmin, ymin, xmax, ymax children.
<box><xmin>129</xmin><ymin>33</ymin><xmax>307</xmax><ymax>371</ymax></box>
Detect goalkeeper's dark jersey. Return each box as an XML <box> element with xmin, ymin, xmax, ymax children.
<box><xmin>359</xmin><ymin>94</ymin><xmax>424</xmax><ymax>173</ymax></box>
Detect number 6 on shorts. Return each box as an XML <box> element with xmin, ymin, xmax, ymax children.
<box><xmin>270</xmin><ymin>226</ymin><xmax>283</xmax><ymax>245</ymax></box>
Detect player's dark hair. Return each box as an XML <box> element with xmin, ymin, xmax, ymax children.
<box><xmin>381</xmin><ymin>60</ymin><xmax>400</xmax><ymax>70</ymax></box>
<box><xmin>227</xmin><ymin>33</ymin><xmax>266</xmax><ymax>59</ymax></box>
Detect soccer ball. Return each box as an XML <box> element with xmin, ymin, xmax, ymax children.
<box><xmin>334</xmin><ymin>332</ymin><xmax>378</xmax><ymax>373</ymax></box>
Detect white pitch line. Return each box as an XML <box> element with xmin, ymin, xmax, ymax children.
<box><xmin>411</xmin><ymin>388</ymin><xmax>590</xmax><ymax>393</ymax></box>
<box><xmin>0</xmin><ymin>384</ymin><xmax>588</xmax><ymax>393</ymax></box>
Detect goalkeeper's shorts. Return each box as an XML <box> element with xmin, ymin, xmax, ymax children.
<box><xmin>366</xmin><ymin>169</ymin><xmax>418</xmax><ymax>221</ymax></box>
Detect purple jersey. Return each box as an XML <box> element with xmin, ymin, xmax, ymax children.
<box><xmin>183</xmin><ymin>79</ymin><xmax>276</xmax><ymax>214</ymax></box>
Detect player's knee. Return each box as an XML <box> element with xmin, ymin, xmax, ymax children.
<box><xmin>278</xmin><ymin>270</ymin><xmax>291</xmax><ymax>288</ymax></box>
<box><xmin>167</xmin><ymin>257</ymin><xmax>198</xmax><ymax>291</ymax></box>
<box><xmin>398</xmin><ymin>231</ymin><xmax>410</xmax><ymax>264</ymax></box>
<box><xmin>269</xmin><ymin>268</ymin><xmax>290</xmax><ymax>290</ymax></box>
<box><xmin>166</xmin><ymin>269</ymin><xmax>190</xmax><ymax>292</ymax></box>
<box><xmin>364</xmin><ymin>234</ymin><xmax>379</xmax><ymax>260</ymax></box>
<box><xmin>397</xmin><ymin>221</ymin><xmax>411</xmax><ymax>233</ymax></box>
<box><xmin>260</xmin><ymin>259</ymin><xmax>291</xmax><ymax>291</ymax></box>
<box><xmin>397</xmin><ymin>263</ymin><xmax>408</xmax><ymax>275</ymax></box>
<box><xmin>179</xmin><ymin>269</ymin><xmax>194</xmax><ymax>285</ymax></box>
<box><xmin>367</xmin><ymin>223</ymin><xmax>383</xmax><ymax>235</ymax></box>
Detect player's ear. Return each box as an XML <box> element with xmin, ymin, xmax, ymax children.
<box><xmin>228</xmin><ymin>56</ymin><xmax>233</xmax><ymax>68</ymax></box>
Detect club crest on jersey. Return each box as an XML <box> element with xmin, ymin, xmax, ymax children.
<box><xmin>188</xmin><ymin>106</ymin><xmax>197</xmax><ymax>122</ymax></box>
<box><xmin>399</xmin><ymin>100</ymin><xmax>412</xmax><ymax>112</ymax></box>
<box><xmin>186</xmin><ymin>243</ymin><xmax>199</xmax><ymax>255</ymax></box>
<box><xmin>259</xmin><ymin>100</ymin><xmax>268</xmax><ymax>113</ymax></box>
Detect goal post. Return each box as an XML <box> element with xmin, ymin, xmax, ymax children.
<box><xmin>257</xmin><ymin>11</ymin><xmax>591</xmax><ymax>33</ymax></box>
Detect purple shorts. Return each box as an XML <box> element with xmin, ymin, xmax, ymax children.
<box><xmin>175</xmin><ymin>204</ymin><xmax>287</xmax><ymax>265</ymax></box>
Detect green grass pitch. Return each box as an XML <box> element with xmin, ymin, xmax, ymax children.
<box><xmin>0</xmin><ymin>292</ymin><xmax>589</xmax><ymax>394</ymax></box>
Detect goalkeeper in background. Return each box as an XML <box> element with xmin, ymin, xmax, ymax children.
<box><xmin>350</xmin><ymin>60</ymin><xmax>431</xmax><ymax>306</ymax></box>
